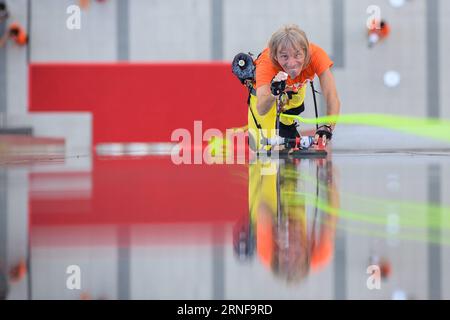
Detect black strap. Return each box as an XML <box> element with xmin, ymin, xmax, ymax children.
<box><xmin>246</xmin><ymin>85</ymin><xmax>262</xmax><ymax>130</ymax></box>
<box><xmin>311</xmin><ymin>81</ymin><xmax>319</xmax><ymax>130</ymax></box>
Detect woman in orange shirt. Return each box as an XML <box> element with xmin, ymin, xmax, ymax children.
<box><xmin>248</xmin><ymin>24</ymin><xmax>340</xmax><ymax>150</ymax></box>
<box><xmin>368</xmin><ymin>19</ymin><xmax>391</xmax><ymax>48</ymax></box>
<box><xmin>0</xmin><ymin>23</ymin><xmax>28</xmax><ymax>47</ymax></box>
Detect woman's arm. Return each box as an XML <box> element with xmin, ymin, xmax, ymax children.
<box><xmin>256</xmin><ymin>71</ymin><xmax>289</xmax><ymax>116</ymax></box>
<box><xmin>255</xmin><ymin>84</ymin><xmax>276</xmax><ymax>116</ymax></box>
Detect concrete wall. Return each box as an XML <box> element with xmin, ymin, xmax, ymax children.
<box><xmin>2</xmin><ymin>0</ymin><xmax>447</xmax><ymax>112</ymax></box>
<box><xmin>1</xmin><ymin>0</ymin><xmax>449</xmax><ymax>300</ymax></box>
<box><xmin>441</xmin><ymin>0</ymin><xmax>449</xmax><ymax>120</ymax></box>
<box><xmin>1</xmin><ymin>0</ymin><xmax>447</xmax><ymax>150</ymax></box>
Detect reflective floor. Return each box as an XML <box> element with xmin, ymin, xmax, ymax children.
<box><xmin>1</xmin><ymin>150</ymin><xmax>450</xmax><ymax>300</ymax></box>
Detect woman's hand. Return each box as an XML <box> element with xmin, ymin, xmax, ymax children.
<box><xmin>270</xmin><ymin>71</ymin><xmax>288</xmax><ymax>96</ymax></box>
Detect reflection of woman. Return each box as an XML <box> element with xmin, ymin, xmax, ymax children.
<box><xmin>241</xmin><ymin>158</ymin><xmax>339</xmax><ymax>283</ymax></box>
<box><xmin>0</xmin><ymin>257</ymin><xmax>27</xmax><ymax>299</ymax></box>
<box><xmin>258</xmin><ymin>200</ymin><xmax>310</xmax><ymax>282</ymax></box>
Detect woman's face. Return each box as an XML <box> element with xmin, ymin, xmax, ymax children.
<box><xmin>276</xmin><ymin>44</ymin><xmax>305</xmax><ymax>79</ymax></box>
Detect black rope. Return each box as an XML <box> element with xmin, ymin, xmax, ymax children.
<box><xmin>310</xmin><ymin>162</ymin><xmax>320</xmax><ymax>253</ymax></box>
<box><xmin>310</xmin><ymin>81</ymin><xmax>320</xmax><ymax>130</ymax></box>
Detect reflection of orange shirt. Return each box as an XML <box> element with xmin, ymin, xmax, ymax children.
<box><xmin>310</xmin><ymin>226</ymin><xmax>334</xmax><ymax>272</ymax></box>
<box><xmin>254</xmin><ymin>44</ymin><xmax>334</xmax><ymax>90</ymax></box>
<box><xmin>9</xmin><ymin>23</ymin><xmax>28</xmax><ymax>46</ymax></box>
<box><xmin>256</xmin><ymin>214</ymin><xmax>334</xmax><ymax>272</ymax></box>
<box><xmin>256</xmin><ymin>208</ymin><xmax>273</xmax><ymax>267</ymax></box>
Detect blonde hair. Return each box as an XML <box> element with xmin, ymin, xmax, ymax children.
<box><xmin>268</xmin><ymin>24</ymin><xmax>311</xmax><ymax>69</ymax></box>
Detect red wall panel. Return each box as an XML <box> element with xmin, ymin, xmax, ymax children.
<box><xmin>29</xmin><ymin>63</ymin><xmax>248</xmax><ymax>144</ymax></box>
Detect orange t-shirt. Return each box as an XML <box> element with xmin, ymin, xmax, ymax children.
<box><xmin>368</xmin><ymin>22</ymin><xmax>390</xmax><ymax>39</ymax></box>
<box><xmin>9</xmin><ymin>23</ymin><xmax>28</xmax><ymax>46</ymax></box>
<box><xmin>378</xmin><ymin>24</ymin><xmax>390</xmax><ymax>38</ymax></box>
<box><xmin>254</xmin><ymin>43</ymin><xmax>334</xmax><ymax>91</ymax></box>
